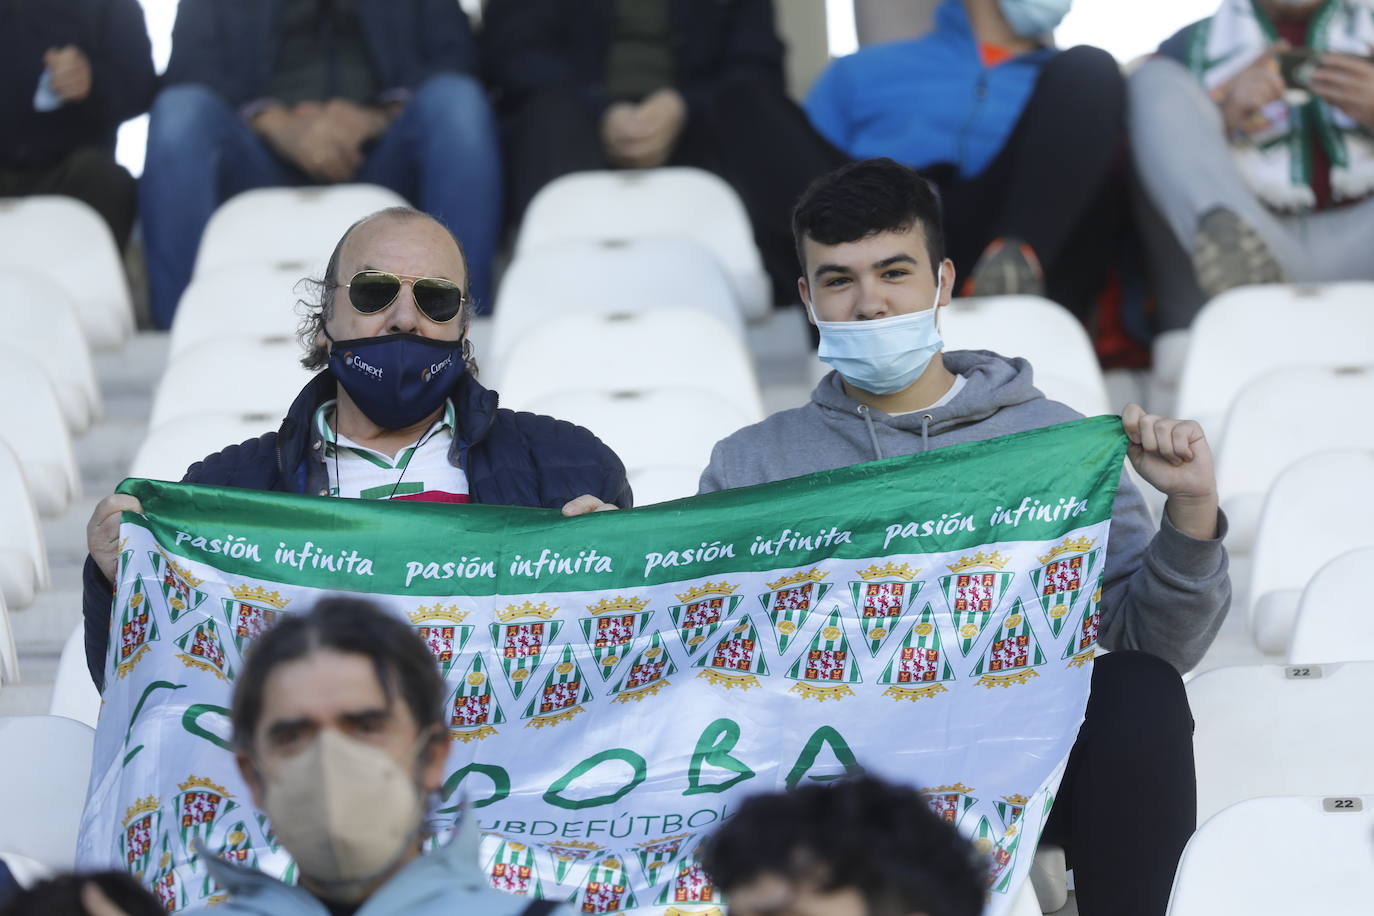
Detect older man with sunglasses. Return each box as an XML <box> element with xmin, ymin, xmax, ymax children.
<box><xmin>80</xmin><ymin>207</ymin><xmax>630</xmax><ymax>692</ymax></box>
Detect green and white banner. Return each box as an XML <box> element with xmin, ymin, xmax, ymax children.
<box><xmin>78</xmin><ymin>417</ymin><xmax>1128</xmax><ymax>915</ymax></box>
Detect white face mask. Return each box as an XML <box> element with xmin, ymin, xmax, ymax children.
<box><xmin>998</xmin><ymin>0</ymin><xmax>1073</xmax><ymax>39</ymax></box>
<box><xmin>810</xmin><ymin>278</ymin><xmax>944</xmax><ymax>396</ymax></box>
<box><xmin>258</xmin><ymin>729</ymin><xmax>428</xmax><ymax>900</ymax></box>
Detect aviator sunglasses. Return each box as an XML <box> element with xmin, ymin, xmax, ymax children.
<box><xmin>345</xmin><ymin>270</ymin><xmax>466</xmax><ymax>323</ymax></box>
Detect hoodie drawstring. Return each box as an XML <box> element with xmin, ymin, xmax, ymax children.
<box><xmin>857</xmin><ymin>404</ymin><xmax>883</xmax><ymax>460</ymax></box>
<box><xmin>921</xmin><ymin>414</ymin><xmax>932</xmax><ymax>453</ymax></box>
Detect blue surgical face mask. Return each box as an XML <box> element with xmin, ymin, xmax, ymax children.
<box><xmin>998</xmin><ymin>0</ymin><xmax>1072</xmax><ymax>39</ymax></box>
<box><xmin>326</xmin><ymin>331</ymin><xmax>465</xmax><ymax>429</ymax></box>
<box><xmin>811</xmin><ymin>279</ymin><xmax>944</xmax><ymax>396</ymax></box>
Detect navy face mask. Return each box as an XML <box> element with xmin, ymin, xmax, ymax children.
<box><xmin>326</xmin><ymin>332</ymin><xmax>465</xmax><ymax>429</ymax></box>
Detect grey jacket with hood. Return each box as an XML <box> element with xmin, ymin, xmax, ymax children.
<box><xmin>699</xmin><ymin>350</ymin><xmax>1231</xmax><ymax>673</ymax></box>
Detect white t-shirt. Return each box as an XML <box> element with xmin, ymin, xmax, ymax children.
<box><xmin>315</xmin><ymin>399</ymin><xmax>470</xmax><ymax>503</ymax></box>
<box><xmin>888</xmin><ymin>373</ymin><xmax>968</xmax><ymax>417</ymax></box>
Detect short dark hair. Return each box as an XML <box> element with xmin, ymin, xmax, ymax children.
<box><xmin>701</xmin><ymin>775</ymin><xmax>985</xmax><ymax>916</ymax></box>
<box><xmin>0</xmin><ymin>871</ymin><xmax>164</xmax><ymax>916</ymax></box>
<box><xmin>791</xmin><ymin>158</ymin><xmax>945</xmax><ymax>280</ymax></box>
<box><xmin>230</xmin><ymin>596</ymin><xmax>446</xmax><ymax>754</ymax></box>
<box><xmin>296</xmin><ymin>206</ymin><xmax>478</xmax><ymax>376</ymax></box>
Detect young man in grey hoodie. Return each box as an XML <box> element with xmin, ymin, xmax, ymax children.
<box><xmin>698</xmin><ymin>158</ymin><xmax>1231</xmax><ymax>916</ymax></box>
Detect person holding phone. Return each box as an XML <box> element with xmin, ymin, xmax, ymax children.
<box><xmin>1128</xmin><ymin>0</ymin><xmax>1374</xmax><ymax>327</ymax></box>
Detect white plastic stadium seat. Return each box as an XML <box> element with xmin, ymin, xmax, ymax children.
<box><xmin>170</xmin><ymin>263</ymin><xmax>315</xmax><ymax>358</ymax></box>
<box><xmin>149</xmin><ymin>338</ymin><xmax>314</xmax><ymax>430</ymax></box>
<box><xmin>0</xmin><ymin>268</ymin><xmax>102</xmax><ymax>433</ymax></box>
<box><xmin>515</xmin><ymin>168</ymin><xmax>771</xmax><ymax>319</ymax></box>
<box><xmin>1167</xmin><ymin>795</ymin><xmax>1374</xmax><ymax>915</ymax></box>
<box><xmin>0</xmin><ymin>591</ymin><xmax>18</xmax><ymax>684</ymax></box>
<box><xmin>491</xmin><ymin>238</ymin><xmax>744</xmax><ymax>359</ymax></box>
<box><xmin>629</xmin><ymin>466</ymin><xmax>706</xmax><ymax>506</ymax></box>
<box><xmin>0</xmin><ymin>356</ymin><xmax>81</xmax><ymax>515</ymax></box>
<box><xmin>50</xmin><ymin>625</ymin><xmax>100</xmax><ymax>729</ymax></box>
<box><xmin>521</xmin><ymin>389</ymin><xmax>761</xmax><ymax>482</ymax></box>
<box><xmin>1215</xmin><ymin>365</ymin><xmax>1374</xmax><ymax>551</ymax></box>
<box><xmin>1287</xmin><ymin>548</ymin><xmax>1374</xmax><ymax>666</ymax></box>
<box><xmin>0</xmin><ymin>195</ymin><xmax>133</xmax><ymax>348</ymax></box>
<box><xmin>0</xmin><ymin>441</ymin><xmax>49</xmax><ymax>611</ymax></box>
<box><xmin>193</xmin><ymin>184</ymin><xmax>407</xmax><ymax>277</ymax></box>
<box><xmin>1175</xmin><ymin>283</ymin><xmax>1374</xmax><ymax>436</ymax></box>
<box><xmin>495</xmin><ymin>310</ymin><xmax>764</xmax><ymax>418</ymax></box>
<box><xmin>1187</xmin><ymin>663</ymin><xmax>1374</xmax><ymax>826</ymax></box>
<box><xmin>1248</xmin><ymin>450</ymin><xmax>1374</xmax><ymax>654</ymax></box>
<box><xmin>941</xmin><ymin>295</ymin><xmax>1110</xmax><ymax>416</ymax></box>
<box><xmin>0</xmin><ymin>715</ymin><xmax>95</xmax><ymax>870</ymax></box>
<box><xmin>130</xmin><ymin>412</ymin><xmax>279</xmax><ymax>482</ymax></box>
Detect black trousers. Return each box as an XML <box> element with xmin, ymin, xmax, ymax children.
<box><xmin>0</xmin><ymin>147</ymin><xmax>137</xmax><ymax>250</ymax></box>
<box><xmin>1042</xmin><ymin>650</ymin><xmax>1197</xmax><ymax>916</ymax></box>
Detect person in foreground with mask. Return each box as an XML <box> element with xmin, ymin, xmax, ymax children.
<box><xmin>194</xmin><ymin>595</ymin><xmax>565</xmax><ymax>915</ymax></box>
<box><xmin>699</xmin><ymin>159</ymin><xmax>1232</xmax><ymax>916</ymax></box>
<box><xmin>82</xmin><ymin>207</ymin><xmax>629</xmax><ymax>692</ymax></box>
<box><xmin>800</xmin><ymin>0</ymin><xmax>1123</xmax><ymax>320</ymax></box>
<box><xmin>701</xmin><ymin>776</ymin><xmax>985</xmax><ymax>916</ymax></box>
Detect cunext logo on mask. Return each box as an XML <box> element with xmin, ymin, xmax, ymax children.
<box><xmin>420</xmin><ymin>354</ymin><xmax>453</xmax><ymax>383</ymax></box>
<box><xmin>343</xmin><ymin>351</ymin><xmax>384</xmax><ymax>380</ymax></box>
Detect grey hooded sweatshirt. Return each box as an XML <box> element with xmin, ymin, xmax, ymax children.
<box><xmin>699</xmin><ymin>350</ymin><xmax>1231</xmax><ymax>673</ymax></box>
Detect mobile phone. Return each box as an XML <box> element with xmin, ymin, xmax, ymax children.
<box><xmin>1278</xmin><ymin>49</ymin><xmax>1320</xmax><ymax>91</ymax></box>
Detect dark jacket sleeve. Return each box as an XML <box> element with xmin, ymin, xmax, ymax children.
<box><xmin>413</xmin><ymin>0</ymin><xmax>478</xmax><ymax>81</ymax></box>
<box><xmin>82</xmin><ymin>554</ymin><xmax>116</xmax><ymax>692</ymax></box>
<box><xmin>1157</xmin><ymin>20</ymin><xmax>1202</xmax><ymax>66</ymax></box>
<box><xmin>86</xmin><ymin>0</ymin><xmax>158</xmax><ymax>129</ymax></box>
<box><xmin>162</xmin><ymin>0</ymin><xmax>239</xmax><ymax>99</ymax></box>
<box><xmin>675</xmin><ymin>0</ymin><xmax>785</xmax><ymax>120</ymax></box>
<box><xmin>481</xmin><ymin>0</ymin><xmax>609</xmax><ymax>113</ymax></box>
<box><xmin>517</xmin><ymin>413</ymin><xmax>633</xmax><ymax>509</ymax></box>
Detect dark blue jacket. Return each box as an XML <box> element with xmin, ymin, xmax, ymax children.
<box><xmin>82</xmin><ymin>371</ymin><xmax>632</xmax><ymax>690</ymax></box>
<box><xmin>0</xmin><ymin>0</ymin><xmax>156</xmax><ymax>169</ymax></box>
<box><xmin>480</xmin><ymin>0</ymin><xmax>784</xmax><ymax>119</ymax></box>
<box><xmin>162</xmin><ymin>0</ymin><xmax>478</xmax><ymax>106</ymax></box>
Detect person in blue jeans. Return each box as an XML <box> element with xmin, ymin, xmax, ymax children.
<box><xmin>140</xmin><ymin>0</ymin><xmax>501</xmax><ymax>328</ymax></box>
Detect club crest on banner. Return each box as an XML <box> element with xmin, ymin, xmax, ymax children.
<box><xmin>1062</xmin><ymin>578</ymin><xmax>1103</xmax><ymax>668</ymax></box>
<box><xmin>580</xmin><ymin>595</ymin><xmax>653</xmax><ymax>681</ymax></box>
<box><xmin>608</xmin><ymin>630</ymin><xmax>677</xmax><ymax>704</ymax></box>
<box><xmin>786</xmin><ymin>609</ymin><xmax>862</xmax><ymax>701</ymax></box>
<box><xmin>546</xmin><ymin>840</ymin><xmax>605</xmax><ymax>884</ymax></box>
<box><xmin>756</xmin><ymin>567</ymin><xmax>830</xmax><ymax>654</ymax></box>
<box><xmin>409</xmin><ymin>603</ymin><xmax>472</xmax><ymax>679</ymax></box>
<box><xmin>149</xmin><ymin>833</ymin><xmax>186</xmax><ymax>912</ymax></box>
<box><xmin>487</xmin><ymin>839</ymin><xmax>542</xmax><ymax>897</ymax></box>
<box><xmin>491</xmin><ymin>602</ymin><xmax>561</xmax><ymax>698</ymax></box>
<box><xmin>694</xmin><ymin>618</ymin><xmax>768</xmax><ymax>690</ymax></box>
<box><xmin>120</xmin><ymin>795</ymin><xmax>162</xmax><ymax>878</ymax></box>
<box><xmin>878</xmin><ymin>602</ymin><xmax>955</xmax><ymax>701</ymax></box>
<box><xmin>172</xmin><ymin>776</ymin><xmax>237</xmax><ymax>865</ymax></box>
<box><xmin>174</xmin><ymin>619</ymin><xmax>235</xmax><ymax>682</ymax></box>
<box><xmin>115</xmin><ymin>578</ymin><xmax>158</xmax><ymax>681</ymax></box>
<box><xmin>848</xmin><ymin>562</ymin><xmax>922</xmax><ymax>657</ymax></box>
<box><xmin>449</xmin><ymin>652</ymin><xmax>505</xmax><ymax>742</ymax></box>
<box><xmin>634</xmin><ymin>833</ymin><xmax>693</xmax><ymax>888</ymax></box>
<box><xmin>150</xmin><ymin>551</ymin><xmax>208</xmax><ymax>622</ymax></box>
<box><xmin>969</xmin><ymin>600</ymin><xmax>1046</xmax><ymax>687</ymax></box>
<box><xmin>657</xmin><ymin>857</ymin><xmax>716</xmax><ymax>905</ymax></box>
<box><xmin>921</xmin><ymin>783</ymin><xmax>978</xmax><ymax>827</ymax></box>
<box><xmin>577</xmin><ymin>856</ymin><xmax>637</xmax><ymax>914</ymax></box>
<box><xmin>669</xmin><ymin>582</ymin><xmax>743</xmax><ymax>659</ymax></box>
<box><xmin>939</xmin><ymin>552</ymin><xmax>1015</xmax><ymax>656</ymax></box>
<box><xmin>222</xmin><ymin>585</ymin><xmax>287</xmax><ymax>654</ymax></box>
<box><xmin>522</xmin><ymin>644</ymin><xmax>593</xmax><ymax>728</ymax></box>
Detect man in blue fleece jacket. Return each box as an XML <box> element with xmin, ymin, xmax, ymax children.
<box><xmin>799</xmin><ymin>0</ymin><xmax>1125</xmax><ymax>321</ymax></box>
<box><xmin>700</xmin><ymin>159</ymin><xmax>1231</xmax><ymax>916</ymax></box>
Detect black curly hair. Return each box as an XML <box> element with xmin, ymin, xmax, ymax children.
<box><xmin>700</xmin><ymin>775</ymin><xmax>986</xmax><ymax>916</ymax></box>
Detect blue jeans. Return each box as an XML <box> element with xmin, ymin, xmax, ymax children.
<box><xmin>140</xmin><ymin>74</ymin><xmax>501</xmax><ymax>328</ymax></box>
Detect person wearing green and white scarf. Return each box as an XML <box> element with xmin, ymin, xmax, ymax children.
<box><xmin>1128</xmin><ymin>0</ymin><xmax>1374</xmax><ymax>318</ymax></box>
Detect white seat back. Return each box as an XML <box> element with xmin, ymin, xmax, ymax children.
<box><xmin>496</xmin><ymin>310</ymin><xmax>764</xmax><ymax>419</ymax></box>
<box><xmin>0</xmin><ymin>196</ymin><xmax>132</xmax><ymax>348</ymax></box>
<box><xmin>1167</xmin><ymin>795</ymin><xmax>1374</xmax><ymax>915</ymax></box>
<box><xmin>0</xmin><ymin>591</ymin><xmax>17</xmax><ymax>683</ymax></box>
<box><xmin>1248</xmin><ymin>450</ymin><xmax>1374</xmax><ymax>653</ymax></box>
<box><xmin>943</xmin><ymin>295</ymin><xmax>1110</xmax><ymax>416</ymax></box>
<box><xmin>629</xmin><ymin>466</ymin><xmax>707</xmax><ymax>506</ymax></box>
<box><xmin>0</xmin><ymin>441</ymin><xmax>48</xmax><ymax>611</ymax></box>
<box><xmin>491</xmin><ymin>239</ymin><xmax>744</xmax><ymax>360</ymax></box>
<box><xmin>521</xmin><ymin>388</ymin><xmax>760</xmax><ymax>481</ymax></box>
<box><xmin>149</xmin><ymin>338</ymin><xmax>313</xmax><ymax>430</ymax></box>
<box><xmin>0</xmin><ymin>271</ymin><xmax>101</xmax><ymax>433</ymax></box>
<box><xmin>515</xmin><ymin>168</ymin><xmax>770</xmax><ymax>318</ymax></box>
<box><xmin>1215</xmin><ymin>365</ymin><xmax>1374</xmax><ymax>551</ymax></box>
<box><xmin>50</xmin><ymin>625</ymin><xmax>100</xmax><ymax>729</ymax></box>
<box><xmin>170</xmin><ymin>263</ymin><xmax>315</xmax><ymax>358</ymax></box>
<box><xmin>130</xmin><ymin>412</ymin><xmax>279</xmax><ymax>482</ymax></box>
<box><xmin>0</xmin><ymin>356</ymin><xmax>80</xmax><ymax>515</ymax></box>
<box><xmin>1187</xmin><ymin>663</ymin><xmax>1374</xmax><ymax>826</ymax></box>
<box><xmin>193</xmin><ymin>184</ymin><xmax>407</xmax><ymax>277</ymax></box>
<box><xmin>0</xmin><ymin>715</ymin><xmax>96</xmax><ymax>870</ymax></box>
<box><xmin>1175</xmin><ymin>283</ymin><xmax>1374</xmax><ymax>434</ymax></box>
<box><xmin>1287</xmin><ymin>548</ymin><xmax>1374</xmax><ymax>666</ymax></box>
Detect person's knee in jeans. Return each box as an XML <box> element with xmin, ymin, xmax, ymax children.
<box><xmin>402</xmin><ymin>72</ymin><xmax>495</xmax><ymax>144</ymax></box>
<box><xmin>145</xmin><ymin>84</ymin><xmax>236</xmax><ymax>165</ymax></box>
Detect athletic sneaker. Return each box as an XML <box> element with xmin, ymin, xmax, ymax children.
<box><xmin>1192</xmin><ymin>206</ymin><xmax>1284</xmax><ymax>299</ymax></box>
<box><xmin>962</xmin><ymin>237</ymin><xmax>1045</xmax><ymax>298</ymax></box>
